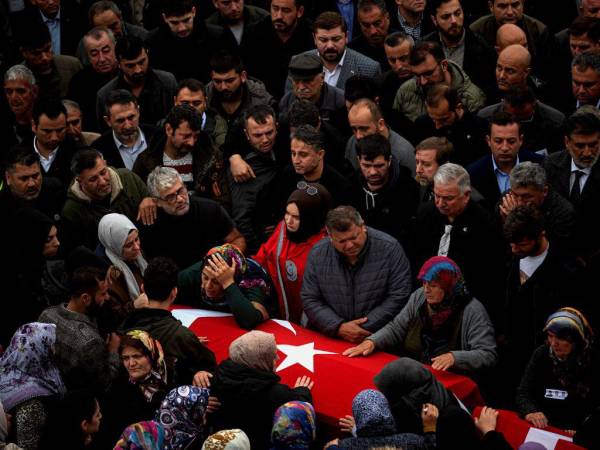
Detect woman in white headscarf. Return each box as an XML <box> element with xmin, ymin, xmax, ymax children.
<box><xmin>98</xmin><ymin>213</ymin><xmax>148</xmax><ymax>313</ymax></box>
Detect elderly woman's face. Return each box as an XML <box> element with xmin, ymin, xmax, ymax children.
<box><xmin>423</xmin><ymin>280</ymin><xmax>445</xmax><ymax>304</ymax></box>
<box><xmin>201</xmin><ymin>269</ymin><xmax>225</xmax><ymax>299</ymax></box>
<box><xmin>121</xmin><ymin>345</ymin><xmax>152</xmax><ymax>381</ymax></box>
<box><xmin>122</xmin><ymin>230</ymin><xmax>141</xmax><ymax>261</ymax></box>
<box><xmin>547</xmin><ymin>331</ymin><xmax>574</xmax><ymax>359</ymax></box>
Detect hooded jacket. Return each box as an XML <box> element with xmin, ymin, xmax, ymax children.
<box><xmin>61</xmin><ymin>167</ymin><xmax>148</xmax><ymax>252</ymax></box>
<box><xmin>350</xmin><ymin>157</ymin><xmax>419</xmax><ymax>248</ymax></box>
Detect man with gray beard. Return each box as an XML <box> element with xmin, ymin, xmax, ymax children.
<box><xmin>544</xmin><ymin>111</ymin><xmax>600</xmax><ymax>260</ymax></box>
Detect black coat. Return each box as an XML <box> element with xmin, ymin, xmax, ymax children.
<box><xmin>414</xmin><ymin>110</ymin><xmax>490</xmax><ymax>167</ymax></box>
<box><xmin>67</xmin><ymin>67</ymin><xmax>117</xmax><ymax>132</ymax></box>
<box><xmin>503</xmin><ymin>246</ymin><xmax>589</xmax><ymax>380</ymax></box>
<box><xmin>211</xmin><ymin>359</ymin><xmax>312</xmax><ymax>449</ymax></box>
<box><xmin>411</xmin><ymin>199</ymin><xmax>505</xmax><ymax>323</ymax></box>
<box><xmin>147</xmin><ymin>15</ymin><xmax>236</xmax><ymax>82</ymax></box>
<box><xmin>516</xmin><ymin>345</ymin><xmax>600</xmax><ymax>430</ymax></box>
<box><xmin>241</xmin><ymin>16</ymin><xmax>316</xmax><ymax>99</ymax></box>
<box><xmin>544</xmin><ymin>150</ymin><xmax>600</xmax><ymax>260</ymax></box>
<box><xmin>350</xmin><ymin>158</ymin><xmax>419</xmax><ymax>249</ymax></box>
<box><xmin>467</xmin><ymin>150</ymin><xmax>545</xmax><ymax>205</ymax></box>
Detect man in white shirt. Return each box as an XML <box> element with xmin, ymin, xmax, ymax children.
<box><xmin>91</xmin><ymin>89</ymin><xmax>158</xmax><ymax>170</ymax></box>
<box><xmin>291</xmin><ymin>11</ymin><xmax>380</xmax><ymax>92</ymax></box>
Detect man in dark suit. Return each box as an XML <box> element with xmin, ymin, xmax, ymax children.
<box><xmin>11</xmin><ymin>0</ymin><xmax>83</xmax><ymax>56</ymax></box>
<box><xmin>91</xmin><ymin>89</ymin><xmax>158</xmax><ymax>170</ymax></box>
<box><xmin>544</xmin><ymin>111</ymin><xmax>600</xmax><ymax>261</ymax></box>
<box><xmin>423</xmin><ymin>0</ymin><xmax>497</xmax><ymax>97</ymax></box>
<box><xmin>467</xmin><ymin>111</ymin><xmax>543</xmax><ymax>206</ymax></box>
<box><xmin>294</xmin><ymin>11</ymin><xmax>381</xmax><ymax>92</ymax></box>
<box><xmin>411</xmin><ymin>162</ymin><xmax>505</xmax><ymax>322</ymax></box>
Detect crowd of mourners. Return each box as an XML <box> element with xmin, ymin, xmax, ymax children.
<box><xmin>1</xmin><ymin>0</ymin><xmax>600</xmax><ymax>448</ymax></box>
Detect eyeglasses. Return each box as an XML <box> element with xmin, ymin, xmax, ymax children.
<box><xmin>161</xmin><ymin>185</ymin><xmax>188</xmax><ymax>204</ymax></box>
<box><xmin>296</xmin><ymin>181</ymin><xmax>319</xmax><ymax>195</ymax></box>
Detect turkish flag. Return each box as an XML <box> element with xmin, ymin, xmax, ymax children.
<box><xmin>172</xmin><ymin>308</ymin><xmax>484</xmax><ymax>427</ymax></box>
<box><xmin>473</xmin><ymin>407</ymin><xmax>585</xmax><ymax>450</ymax></box>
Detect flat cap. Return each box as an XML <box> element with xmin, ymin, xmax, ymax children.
<box><xmin>288</xmin><ymin>53</ymin><xmax>323</xmax><ymax>80</ymax></box>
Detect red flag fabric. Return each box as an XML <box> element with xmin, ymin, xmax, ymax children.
<box><xmin>173</xmin><ymin>308</ymin><xmax>484</xmax><ymax>426</ymax></box>
<box><xmin>473</xmin><ymin>407</ymin><xmax>585</xmax><ymax>450</ymax></box>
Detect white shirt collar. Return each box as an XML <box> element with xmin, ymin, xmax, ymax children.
<box><xmin>570</xmin><ymin>158</ymin><xmax>592</xmax><ymax>175</ymax></box>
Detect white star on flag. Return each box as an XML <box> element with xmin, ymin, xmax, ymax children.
<box><xmin>276</xmin><ymin>342</ymin><xmax>336</xmax><ymax>372</ymax></box>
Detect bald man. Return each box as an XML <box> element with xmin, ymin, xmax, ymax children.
<box><xmin>582</xmin><ymin>0</ymin><xmax>600</xmax><ymax>18</ymax></box>
<box><xmin>496</xmin><ymin>23</ymin><xmax>528</xmax><ymax>52</ymax></box>
<box><xmin>470</xmin><ymin>0</ymin><xmax>557</xmax><ymax>90</ymax></box>
<box><xmin>496</xmin><ymin>45</ymin><xmax>531</xmax><ymax>93</ymax></box>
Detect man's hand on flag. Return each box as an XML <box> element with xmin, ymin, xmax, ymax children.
<box><xmin>337</xmin><ymin>317</ymin><xmax>371</xmax><ymax>343</ymax></box>
<box><xmin>342</xmin><ymin>339</ymin><xmax>376</xmax><ymax>357</ymax></box>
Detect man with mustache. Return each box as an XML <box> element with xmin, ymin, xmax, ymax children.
<box><xmin>96</xmin><ymin>35</ymin><xmax>177</xmax><ymax>129</ymax></box>
<box><xmin>424</xmin><ymin>0</ymin><xmax>496</xmax><ymax>96</ymax></box>
<box><xmin>241</xmin><ymin>0</ymin><xmax>314</xmax><ymax>99</ymax></box>
<box><xmin>292</xmin><ymin>11</ymin><xmax>381</xmax><ymax>91</ymax></box>
<box><xmin>91</xmin><ymin>89</ymin><xmax>158</xmax><ymax>170</ymax></box>
<box><xmin>349</xmin><ymin>0</ymin><xmax>393</xmax><ymax>69</ymax></box>
<box><xmin>0</xmin><ymin>148</ymin><xmax>65</xmax><ymax>222</ymax></box>
<box><xmin>545</xmin><ymin>111</ymin><xmax>600</xmax><ymax>261</ymax></box>
<box><xmin>571</xmin><ymin>51</ymin><xmax>600</xmax><ymax>111</ymax></box>
<box><xmin>133</xmin><ymin>104</ymin><xmax>225</xmax><ymax>204</ymax></box>
<box><xmin>3</xmin><ymin>65</ymin><xmax>38</xmax><ymax>147</ymax></box>
<box><xmin>279</xmin><ymin>53</ymin><xmax>348</xmax><ymax>135</ymax></box>
<box><xmin>68</xmin><ymin>27</ymin><xmax>119</xmax><ymax>132</ymax></box>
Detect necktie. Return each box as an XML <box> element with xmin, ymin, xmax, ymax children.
<box><xmin>570</xmin><ymin>170</ymin><xmax>584</xmax><ymax>205</ymax></box>
<box><xmin>438</xmin><ymin>224</ymin><xmax>453</xmax><ymax>256</ymax></box>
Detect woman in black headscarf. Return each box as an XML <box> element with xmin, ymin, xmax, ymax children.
<box><xmin>374</xmin><ymin>358</ymin><xmax>457</xmax><ymax>434</ymax></box>
<box><xmin>1</xmin><ymin>208</ymin><xmax>60</xmax><ymax>346</ymax></box>
<box><xmin>253</xmin><ymin>183</ymin><xmax>332</xmax><ymax>323</ymax></box>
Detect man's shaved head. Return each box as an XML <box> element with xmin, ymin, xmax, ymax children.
<box><xmin>496</xmin><ymin>44</ymin><xmax>531</xmax><ymax>91</ymax></box>
<box><xmin>496</xmin><ymin>23</ymin><xmax>528</xmax><ymax>52</ymax></box>
<box><xmin>582</xmin><ymin>0</ymin><xmax>600</xmax><ymax>18</ymax></box>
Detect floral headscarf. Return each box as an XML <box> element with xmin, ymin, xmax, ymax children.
<box><xmin>155</xmin><ymin>386</ymin><xmax>209</xmax><ymax>450</ymax></box>
<box><xmin>271</xmin><ymin>401</ymin><xmax>316</xmax><ymax>449</ymax></box>
<box><xmin>124</xmin><ymin>330</ymin><xmax>168</xmax><ymax>402</ymax></box>
<box><xmin>202</xmin><ymin>429</ymin><xmax>251</xmax><ymax>450</ymax></box>
<box><xmin>417</xmin><ymin>256</ymin><xmax>470</xmax><ymax>331</ymax></box>
<box><xmin>202</xmin><ymin>244</ymin><xmax>270</xmax><ymax>301</ymax></box>
<box><xmin>0</xmin><ymin>322</ymin><xmax>66</xmax><ymax>411</ymax></box>
<box><xmin>113</xmin><ymin>421</ymin><xmax>165</xmax><ymax>450</ymax></box>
